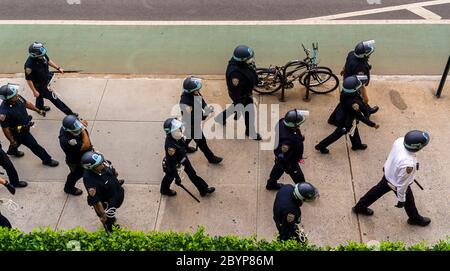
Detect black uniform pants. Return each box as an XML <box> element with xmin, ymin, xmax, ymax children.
<box><xmin>0</xmin><ymin>146</ymin><xmax>19</xmax><ymax>185</ymax></box>
<box><xmin>316</xmin><ymin>126</ymin><xmax>363</xmax><ymax>149</ymax></box>
<box><xmin>160</xmin><ymin>158</ymin><xmax>208</xmax><ymax>194</ymax></box>
<box><xmin>267</xmin><ymin>160</ymin><xmax>305</xmax><ymax>187</ymax></box>
<box><xmin>354</xmin><ymin>175</ymin><xmax>421</xmax><ymax>220</ymax></box>
<box><xmin>65</xmin><ymin>163</ymin><xmax>84</xmax><ymax>191</ymax></box>
<box><xmin>0</xmin><ymin>212</ymin><xmax>12</xmax><ymax>228</ymax></box>
<box><xmin>35</xmin><ymin>84</ymin><xmax>74</xmax><ymax>115</ymax></box>
<box><xmin>11</xmin><ymin>130</ymin><xmax>52</xmax><ymax>163</ymax></box>
<box><xmin>94</xmin><ymin>189</ymin><xmax>125</xmax><ymax>232</ymax></box>
<box><xmin>185</xmin><ymin>133</ymin><xmax>215</xmax><ymax>161</ymax></box>
<box><xmin>216</xmin><ymin>97</ymin><xmax>257</xmax><ymax>135</ymax></box>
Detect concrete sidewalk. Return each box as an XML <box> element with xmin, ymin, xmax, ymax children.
<box><xmin>0</xmin><ymin>74</ymin><xmax>448</xmax><ymax>247</ymax></box>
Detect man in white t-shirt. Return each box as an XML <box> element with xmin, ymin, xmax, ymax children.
<box><xmin>352</xmin><ymin>130</ymin><xmax>431</xmax><ymax>227</ymax></box>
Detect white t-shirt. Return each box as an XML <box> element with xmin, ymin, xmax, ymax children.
<box><xmin>384</xmin><ymin>137</ymin><xmax>418</xmax><ymax>202</ymax></box>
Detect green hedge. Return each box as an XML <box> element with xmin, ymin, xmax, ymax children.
<box><xmin>0</xmin><ymin>226</ymin><xmax>448</xmax><ymax>251</ymax></box>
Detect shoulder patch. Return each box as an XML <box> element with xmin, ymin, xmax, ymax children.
<box><xmin>352</xmin><ymin>103</ymin><xmax>360</xmax><ymax>111</ymax></box>
<box><xmin>167</xmin><ymin>147</ymin><xmax>176</xmax><ymax>156</ymax></box>
<box><xmin>281</xmin><ymin>144</ymin><xmax>290</xmax><ymax>153</ymax></box>
<box><xmin>88</xmin><ymin>188</ymin><xmax>96</xmax><ymax>197</ymax></box>
<box><xmin>286</xmin><ymin>213</ymin><xmax>295</xmax><ymax>223</ymax></box>
<box><xmin>25</xmin><ymin>68</ymin><xmax>32</xmax><ymax>75</ymax></box>
<box><xmin>406</xmin><ymin>167</ymin><xmax>414</xmax><ymax>174</ymax></box>
<box><xmin>0</xmin><ymin>114</ymin><xmax>6</xmax><ymax>122</ymax></box>
<box><xmin>68</xmin><ymin>139</ymin><xmax>78</xmax><ymax>146</ymax></box>
<box><xmin>231</xmin><ymin>78</ymin><xmax>239</xmax><ymax>86</ymax></box>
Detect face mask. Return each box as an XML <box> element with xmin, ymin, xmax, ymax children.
<box><xmin>172</xmin><ymin>129</ymin><xmax>184</xmax><ymax>140</ymax></box>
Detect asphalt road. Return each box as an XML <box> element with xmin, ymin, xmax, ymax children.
<box><xmin>0</xmin><ymin>0</ymin><xmax>446</xmax><ymax>20</ymax></box>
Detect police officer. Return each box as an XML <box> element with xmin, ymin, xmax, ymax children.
<box><xmin>161</xmin><ymin>118</ymin><xmax>215</xmax><ymax>197</ymax></box>
<box><xmin>59</xmin><ymin>115</ymin><xmax>93</xmax><ymax>196</ymax></box>
<box><xmin>315</xmin><ymin>76</ymin><xmax>380</xmax><ymax>154</ymax></box>
<box><xmin>328</xmin><ymin>40</ymin><xmax>378</xmax><ymax>125</ymax></box>
<box><xmin>273</xmin><ymin>182</ymin><xmax>319</xmax><ymax>241</ymax></box>
<box><xmin>0</xmin><ymin>176</ymin><xmax>16</xmax><ymax>228</ymax></box>
<box><xmin>266</xmin><ymin>109</ymin><xmax>307</xmax><ymax>190</ymax></box>
<box><xmin>25</xmin><ymin>42</ymin><xmax>76</xmax><ymax>115</ymax></box>
<box><xmin>215</xmin><ymin>45</ymin><xmax>262</xmax><ymax>140</ymax></box>
<box><xmin>353</xmin><ymin>130</ymin><xmax>431</xmax><ymax>227</ymax></box>
<box><xmin>180</xmin><ymin>76</ymin><xmax>223</xmax><ymax>164</ymax></box>
<box><xmin>81</xmin><ymin>151</ymin><xmax>125</xmax><ymax>233</ymax></box>
<box><xmin>0</xmin><ymin>83</ymin><xmax>59</xmax><ymax>167</ymax></box>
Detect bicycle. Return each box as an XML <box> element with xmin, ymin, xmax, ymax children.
<box><xmin>254</xmin><ymin>43</ymin><xmax>339</xmax><ymax>101</ymax></box>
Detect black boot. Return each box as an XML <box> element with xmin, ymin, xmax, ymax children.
<box><xmin>407</xmin><ymin>216</ymin><xmax>431</xmax><ymax>227</ymax></box>
<box><xmin>200</xmin><ymin>187</ymin><xmax>215</xmax><ymax>197</ymax></box>
<box><xmin>208</xmin><ymin>156</ymin><xmax>223</xmax><ymax>164</ymax></box>
<box><xmin>352</xmin><ymin>206</ymin><xmax>374</xmax><ymax>216</ymax></box>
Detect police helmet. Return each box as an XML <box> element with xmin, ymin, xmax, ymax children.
<box><xmin>403</xmin><ymin>130</ymin><xmax>430</xmax><ymax>152</ymax></box>
<box><xmin>62</xmin><ymin>115</ymin><xmax>84</xmax><ymax>136</ymax></box>
<box><xmin>29</xmin><ymin>42</ymin><xmax>47</xmax><ymax>58</ymax></box>
<box><xmin>81</xmin><ymin>151</ymin><xmax>105</xmax><ymax>170</ymax></box>
<box><xmin>232</xmin><ymin>45</ymin><xmax>254</xmax><ymax>62</ymax></box>
<box><xmin>0</xmin><ymin>83</ymin><xmax>19</xmax><ymax>101</ymax></box>
<box><xmin>163</xmin><ymin>118</ymin><xmax>183</xmax><ymax>134</ymax></box>
<box><xmin>293</xmin><ymin>182</ymin><xmax>319</xmax><ymax>202</ymax></box>
<box><xmin>183</xmin><ymin>76</ymin><xmax>202</xmax><ymax>93</ymax></box>
<box><xmin>342</xmin><ymin>75</ymin><xmax>364</xmax><ymax>94</ymax></box>
<box><xmin>354</xmin><ymin>40</ymin><xmax>375</xmax><ymax>58</ymax></box>
<box><xmin>283</xmin><ymin>109</ymin><xmax>307</xmax><ymax>128</ymax></box>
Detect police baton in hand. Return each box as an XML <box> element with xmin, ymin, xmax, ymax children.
<box><xmin>414</xmin><ymin>179</ymin><xmax>424</xmax><ymax>190</ymax></box>
<box><xmin>176</xmin><ymin>183</ymin><xmax>200</xmax><ymax>203</ymax></box>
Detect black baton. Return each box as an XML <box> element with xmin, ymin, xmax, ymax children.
<box><xmin>177</xmin><ymin>183</ymin><xmax>200</xmax><ymax>203</ymax></box>
<box><xmin>414</xmin><ymin>179</ymin><xmax>424</xmax><ymax>190</ymax></box>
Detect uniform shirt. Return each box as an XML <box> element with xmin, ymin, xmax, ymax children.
<box><xmin>59</xmin><ymin>127</ymin><xmax>91</xmax><ymax>165</ymax></box>
<box><xmin>274</xmin><ymin>118</ymin><xmax>304</xmax><ymax>164</ymax></box>
<box><xmin>384</xmin><ymin>137</ymin><xmax>418</xmax><ymax>202</ymax></box>
<box><xmin>179</xmin><ymin>92</ymin><xmax>207</xmax><ymax>139</ymax></box>
<box><xmin>225</xmin><ymin>58</ymin><xmax>258</xmax><ymax>102</ymax></box>
<box><xmin>273</xmin><ymin>184</ymin><xmax>302</xmax><ymax>241</ymax></box>
<box><xmin>343</xmin><ymin>51</ymin><xmax>371</xmax><ymax>86</ymax></box>
<box><xmin>83</xmin><ymin>164</ymin><xmax>124</xmax><ymax>207</ymax></box>
<box><xmin>164</xmin><ymin>135</ymin><xmax>188</xmax><ymax>178</ymax></box>
<box><xmin>0</xmin><ymin>95</ymin><xmax>32</xmax><ymax>129</ymax></box>
<box><xmin>24</xmin><ymin>55</ymin><xmax>51</xmax><ymax>86</ymax></box>
<box><xmin>337</xmin><ymin>93</ymin><xmax>376</xmax><ymax>129</ymax></box>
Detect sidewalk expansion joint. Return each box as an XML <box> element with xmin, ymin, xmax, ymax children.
<box><xmin>55</xmin><ymin>194</ymin><xmax>69</xmax><ymax>230</ymax></box>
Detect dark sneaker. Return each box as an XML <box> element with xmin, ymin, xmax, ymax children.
<box><xmin>186</xmin><ymin>146</ymin><xmax>197</xmax><ymax>153</ymax></box>
<box><xmin>12</xmin><ymin>181</ymin><xmax>28</xmax><ymax>188</ymax></box>
<box><xmin>315</xmin><ymin>145</ymin><xmax>330</xmax><ymax>154</ymax></box>
<box><xmin>64</xmin><ymin>187</ymin><xmax>83</xmax><ymax>196</ymax></box>
<box><xmin>43</xmin><ymin>159</ymin><xmax>59</xmax><ymax>167</ymax></box>
<box><xmin>118</xmin><ymin>179</ymin><xmax>125</xmax><ymax>186</ymax></box>
<box><xmin>7</xmin><ymin>149</ymin><xmax>24</xmax><ymax>157</ymax></box>
<box><xmin>246</xmin><ymin>132</ymin><xmax>262</xmax><ymax>141</ymax></box>
<box><xmin>352</xmin><ymin>207</ymin><xmax>374</xmax><ymax>216</ymax></box>
<box><xmin>369</xmin><ymin>106</ymin><xmax>379</xmax><ymax>114</ymax></box>
<box><xmin>407</xmin><ymin>216</ymin><xmax>431</xmax><ymax>227</ymax></box>
<box><xmin>161</xmin><ymin>189</ymin><xmax>177</xmax><ymax>196</ymax></box>
<box><xmin>200</xmin><ymin>187</ymin><xmax>215</xmax><ymax>197</ymax></box>
<box><xmin>42</xmin><ymin>106</ymin><xmax>51</xmax><ymax>112</ymax></box>
<box><xmin>352</xmin><ymin>144</ymin><xmax>368</xmax><ymax>151</ymax></box>
<box><xmin>266</xmin><ymin>183</ymin><xmax>284</xmax><ymax>191</ymax></box>
<box><xmin>208</xmin><ymin>156</ymin><xmax>223</xmax><ymax>164</ymax></box>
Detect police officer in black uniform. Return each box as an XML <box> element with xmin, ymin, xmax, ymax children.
<box><xmin>25</xmin><ymin>42</ymin><xmax>76</xmax><ymax>115</ymax></box>
<box><xmin>59</xmin><ymin>115</ymin><xmax>93</xmax><ymax>196</ymax></box>
<box><xmin>81</xmin><ymin>150</ymin><xmax>125</xmax><ymax>233</ymax></box>
<box><xmin>161</xmin><ymin>118</ymin><xmax>215</xmax><ymax>197</ymax></box>
<box><xmin>328</xmin><ymin>40</ymin><xmax>378</xmax><ymax>125</ymax></box>
<box><xmin>315</xmin><ymin>76</ymin><xmax>380</xmax><ymax>154</ymax></box>
<box><xmin>0</xmin><ymin>83</ymin><xmax>59</xmax><ymax>167</ymax></box>
<box><xmin>273</xmin><ymin>182</ymin><xmax>319</xmax><ymax>241</ymax></box>
<box><xmin>266</xmin><ymin>109</ymin><xmax>307</xmax><ymax>190</ymax></box>
<box><xmin>215</xmin><ymin>45</ymin><xmax>262</xmax><ymax>140</ymax></box>
<box><xmin>180</xmin><ymin>76</ymin><xmax>223</xmax><ymax>164</ymax></box>
<box><xmin>0</xmin><ymin>176</ymin><xmax>16</xmax><ymax>228</ymax></box>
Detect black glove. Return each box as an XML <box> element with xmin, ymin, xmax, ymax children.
<box><xmin>175</xmin><ymin>177</ymin><xmax>182</xmax><ymax>186</ymax></box>
<box><xmin>395</xmin><ymin>201</ymin><xmax>405</xmax><ymax>208</ymax></box>
<box><xmin>4</xmin><ymin>181</ymin><xmax>16</xmax><ymax>195</ymax></box>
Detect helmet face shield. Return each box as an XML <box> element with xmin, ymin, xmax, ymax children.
<box><xmin>29</xmin><ymin>43</ymin><xmax>47</xmax><ymax>58</ymax></box>
<box><xmin>183</xmin><ymin>77</ymin><xmax>202</xmax><ymax>93</ymax></box>
<box><xmin>363</xmin><ymin>40</ymin><xmax>375</xmax><ymax>56</ymax></box>
<box><xmin>294</xmin><ymin>184</ymin><xmax>319</xmax><ymax>202</ymax></box>
<box><xmin>82</xmin><ymin>152</ymin><xmax>105</xmax><ymax>170</ymax></box>
<box><xmin>6</xmin><ymin>84</ymin><xmax>19</xmax><ymax>99</ymax></box>
<box><xmin>66</xmin><ymin>119</ymin><xmax>84</xmax><ymax>136</ymax></box>
<box><xmin>342</xmin><ymin>76</ymin><xmax>363</xmax><ymax>94</ymax></box>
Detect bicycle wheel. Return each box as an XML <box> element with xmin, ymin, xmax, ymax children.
<box><xmin>298</xmin><ymin>66</ymin><xmax>332</xmax><ymax>86</ymax></box>
<box><xmin>254</xmin><ymin>68</ymin><xmax>283</xmax><ymax>94</ymax></box>
<box><xmin>303</xmin><ymin>70</ymin><xmax>339</xmax><ymax>94</ymax></box>
<box><xmin>284</xmin><ymin>61</ymin><xmax>306</xmax><ymax>84</ymax></box>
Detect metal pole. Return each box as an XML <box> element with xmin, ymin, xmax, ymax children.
<box><xmin>303</xmin><ymin>72</ymin><xmax>311</xmax><ymax>101</ymax></box>
<box><xmin>279</xmin><ymin>68</ymin><xmax>286</xmax><ymax>102</ymax></box>
<box><xmin>436</xmin><ymin>55</ymin><xmax>450</xmax><ymax>98</ymax></box>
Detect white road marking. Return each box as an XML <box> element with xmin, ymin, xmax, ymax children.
<box><xmin>298</xmin><ymin>0</ymin><xmax>450</xmax><ymax>20</ymax></box>
<box><xmin>407</xmin><ymin>6</ymin><xmax>442</xmax><ymax>19</ymax></box>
